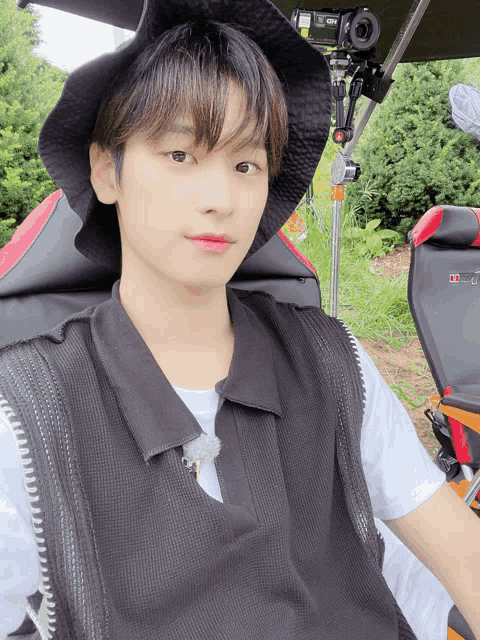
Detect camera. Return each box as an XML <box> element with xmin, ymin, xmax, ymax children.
<box><xmin>291</xmin><ymin>7</ymin><xmax>380</xmax><ymax>52</ymax></box>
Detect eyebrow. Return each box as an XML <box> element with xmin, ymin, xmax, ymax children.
<box><xmin>165</xmin><ymin>124</ymin><xmax>194</xmax><ymax>135</ymax></box>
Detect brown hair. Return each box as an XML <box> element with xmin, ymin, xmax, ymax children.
<box><xmin>87</xmin><ymin>19</ymin><xmax>289</xmax><ymax>192</ymax></box>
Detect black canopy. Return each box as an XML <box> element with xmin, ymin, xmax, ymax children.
<box><xmin>17</xmin><ymin>0</ymin><xmax>480</xmax><ymax>64</ymax></box>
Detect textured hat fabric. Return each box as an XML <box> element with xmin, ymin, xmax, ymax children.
<box><xmin>38</xmin><ymin>0</ymin><xmax>332</xmax><ymax>271</ymax></box>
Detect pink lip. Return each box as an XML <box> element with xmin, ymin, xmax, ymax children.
<box><xmin>188</xmin><ymin>238</ymin><xmax>232</xmax><ymax>253</ymax></box>
<box><xmin>190</xmin><ymin>235</ymin><xmax>232</xmax><ymax>243</ymax></box>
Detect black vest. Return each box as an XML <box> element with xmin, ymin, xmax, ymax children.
<box><xmin>2</xmin><ymin>284</ymin><xmax>417</xmax><ymax>640</ymax></box>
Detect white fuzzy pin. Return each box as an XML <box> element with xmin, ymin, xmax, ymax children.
<box><xmin>182</xmin><ymin>432</ymin><xmax>222</xmax><ymax>466</ymax></box>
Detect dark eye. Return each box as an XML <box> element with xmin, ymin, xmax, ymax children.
<box><xmin>237</xmin><ymin>162</ymin><xmax>259</xmax><ymax>175</ymax></box>
<box><xmin>168</xmin><ymin>151</ymin><xmax>194</xmax><ymax>164</ymax></box>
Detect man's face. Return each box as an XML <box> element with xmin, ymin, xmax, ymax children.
<box><xmin>90</xmin><ymin>83</ymin><xmax>269</xmax><ymax>293</ymax></box>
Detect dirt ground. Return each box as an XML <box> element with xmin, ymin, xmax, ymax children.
<box><xmin>358</xmin><ymin>243</ymin><xmax>440</xmax><ymax>461</ymax></box>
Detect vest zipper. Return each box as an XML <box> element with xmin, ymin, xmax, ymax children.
<box><xmin>0</xmin><ymin>394</ymin><xmax>56</xmax><ymax>640</ymax></box>
<box><xmin>335</xmin><ymin>320</ymin><xmax>386</xmax><ymax>564</ymax></box>
<box><xmin>336</xmin><ymin>319</ymin><xmax>367</xmax><ymax>414</ymax></box>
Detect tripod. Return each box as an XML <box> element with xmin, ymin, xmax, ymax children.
<box><xmin>295</xmin><ymin>181</ymin><xmax>324</xmax><ymax>236</ymax></box>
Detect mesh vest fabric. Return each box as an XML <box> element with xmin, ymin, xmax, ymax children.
<box><xmin>0</xmin><ymin>287</ymin><xmax>418</xmax><ymax>640</ymax></box>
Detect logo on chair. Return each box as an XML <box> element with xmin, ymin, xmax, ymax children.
<box><xmin>449</xmin><ymin>271</ymin><xmax>480</xmax><ymax>285</ymax></box>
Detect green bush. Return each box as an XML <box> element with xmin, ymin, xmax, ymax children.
<box><xmin>0</xmin><ymin>215</ymin><xmax>15</xmax><ymax>246</ymax></box>
<box><xmin>345</xmin><ymin>60</ymin><xmax>480</xmax><ymax>238</ymax></box>
<box><xmin>0</xmin><ymin>0</ymin><xmax>68</xmax><ymax>247</ymax></box>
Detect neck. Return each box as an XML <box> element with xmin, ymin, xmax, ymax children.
<box><xmin>118</xmin><ymin>268</ymin><xmax>234</xmax><ymax>351</ymax></box>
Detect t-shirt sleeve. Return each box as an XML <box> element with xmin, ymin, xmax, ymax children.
<box><xmin>349</xmin><ymin>333</ymin><xmax>447</xmax><ymax>521</ymax></box>
<box><xmin>0</xmin><ymin>403</ymin><xmax>42</xmax><ymax>638</ymax></box>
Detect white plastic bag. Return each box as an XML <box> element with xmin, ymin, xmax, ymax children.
<box><xmin>449</xmin><ymin>83</ymin><xmax>480</xmax><ymax>138</ymax></box>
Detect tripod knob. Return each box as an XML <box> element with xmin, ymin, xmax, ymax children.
<box><xmin>331</xmin><ymin>151</ymin><xmax>361</xmax><ymax>185</ymax></box>
<box><xmin>332</xmin><ymin>127</ymin><xmax>355</xmax><ymax>144</ymax></box>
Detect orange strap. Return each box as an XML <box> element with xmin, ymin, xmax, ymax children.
<box><xmin>448</xmin><ymin>626</ymin><xmax>467</xmax><ymax>640</ymax></box>
<box><xmin>430</xmin><ymin>395</ymin><xmax>480</xmax><ymax>437</ymax></box>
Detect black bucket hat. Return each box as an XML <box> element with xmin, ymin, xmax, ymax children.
<box><xmin>38</xmin><ymin>0</ymin><xmax>332</xmax><ymax>271</ymax></box>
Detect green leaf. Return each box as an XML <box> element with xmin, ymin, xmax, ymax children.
<box><xmin>366</xmin><ymin>219</ymin><xmax>381</xmax><ymax>231</ymax></box>
<box><xmin>376</xmin><ymin>230</ymin><xmax>399</xmax><ymax>239</ymax></box>
<box><xmin>366</xmin><ymin>235</ymin><xmax>383</xmax><ymax>255</ymax></box>
<box><xmin>344</xmin><ymin>227</ymin><xmax>363</xmax><ymax>239</ymax></box>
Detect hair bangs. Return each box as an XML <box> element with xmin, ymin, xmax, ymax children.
<box><xmin>88</xmin><ymin>20</ymin><xmax>288</xmax><ymax>190</ymax></box>
<box><xmin>137</xmin><ymin>34</ymin><xmax>270</xmax><ymax>156</ymax></box>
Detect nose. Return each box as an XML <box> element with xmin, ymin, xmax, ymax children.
<box><xmin>195</xmin><ymin>161</ymin><xmax>236</xmax><ymax>216</ymax></box>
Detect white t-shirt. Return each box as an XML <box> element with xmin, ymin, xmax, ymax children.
<box><xmin>0</xmin><ymin>333</ymin><xmax>452</xmax><ymax>640</ymax></box>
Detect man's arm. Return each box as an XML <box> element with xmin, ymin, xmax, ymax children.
<box><xmin>383</xmin><ymin>481</ymin><xmax>480</xmax><ymax>639</ymax></box>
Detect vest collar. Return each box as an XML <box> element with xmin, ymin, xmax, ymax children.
<box><xmin>90</xmin><ymin>280</ymin><xmax>283</xmax><ymax>462</ymax></box>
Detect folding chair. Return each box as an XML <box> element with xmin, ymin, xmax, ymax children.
<box><xmin>408</xmin><ymin>204</ymin><xmax>480</xmax><ymax>508</ymax></box>
<box><xmin>408</xmin><ymin>204</ymin><xmax>480</xmax><ymax>640</ymax></box>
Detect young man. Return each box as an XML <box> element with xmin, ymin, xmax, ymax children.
<box><xmin>0</xmin><ymin>1</ymin><xmax>479</xmax><ymax>639</ymax></box>
<box><xmin>88</xmin><ymin>78</ymin><xmax>267</xmax><ymax>390</ymax></box>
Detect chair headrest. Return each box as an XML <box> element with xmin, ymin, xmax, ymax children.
<box><xmin>0</xmin><ymin>190</ymin><xmax>119</xmax><ymax>298</ymax></box>
<box><xmin>410</xmin><ymin>205</ymin><xmax>480</xmax><ymax>249</ymax></box>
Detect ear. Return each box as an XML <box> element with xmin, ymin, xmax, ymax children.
<box><xmin>89</xmin><ymin>142</ymin><xmax>119</xmax><ymax>205</ymax></box>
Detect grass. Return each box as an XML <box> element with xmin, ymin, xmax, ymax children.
<box><xmin>389</xmin><ymin>382</ymin><xmax>427</xmax><ymax>409</ymax></box>
<box><xmin>283</xmin><ymin>136</ymin><xmax>418</xmax><ymax>348</ymax></box>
